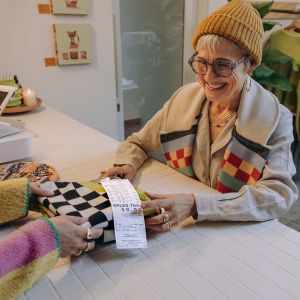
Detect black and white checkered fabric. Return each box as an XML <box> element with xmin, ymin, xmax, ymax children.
<box><xmin>38</xmin><ymin>181</ymin><xmax>115</xmax><ymax>243</ymax></box>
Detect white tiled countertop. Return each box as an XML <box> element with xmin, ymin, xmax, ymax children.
<box><xmin>2</xmin><ymin>106</ymin><xmax>300</xmax><ymax>300</ymax></box>
<box><xmin>17</xmin><ymin>219</ymin><xmax>300</xmax><ymax>300</ymax></box>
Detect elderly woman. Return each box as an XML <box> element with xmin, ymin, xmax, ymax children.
<box><xmin>106</xmin><ymin>0</ymin><xmax>298</xmax><ymax>231</ymax></box>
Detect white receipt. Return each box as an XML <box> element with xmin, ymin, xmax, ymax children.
<box><xmin>100</xmin><ymin>177</ymin><xmax>147</xmax><ymax>249</ymax></box>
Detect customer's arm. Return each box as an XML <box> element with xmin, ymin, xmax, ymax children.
<box><xmin>0</xmin><ymin>178</ymin><xmax>53</xmax><ymax>224</ymax></box>
<box><xmin>0</xmin><ymin>215</ymin><xmax>102</xmax><ymax>299</ymax></box>
<box><xmin>114</xmin><ymin>106</ymin><xmax>168</xmax><ymax>171</ymax></box>
<box><xmin>0</xmin><ymin>178</ymin><xmax>59</xmax><ymax>298</ymax></box>
<box><xmin>0</xmin><ymin>178</ymin><xmax>30</xmax><ymax>224</ymax></box>
<box><xmin>0</xmin><ymin>218</ymin><xmax>60</xmax><ymax>299</ymax></box>
<box><xmin>0</xmin><ymin>178</ymin><xmax>103</xmax><ymax>299</ymax></box>
<box><xmin>194</xmin><ymin>108</ymin><xmax>298</xmax><ymax>221</ymax></box>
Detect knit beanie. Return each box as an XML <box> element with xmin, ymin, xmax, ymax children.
<box><xmin>192</xmin><ymin>0</ymin><xmax>263</xmax><ymax>65</ymax></box>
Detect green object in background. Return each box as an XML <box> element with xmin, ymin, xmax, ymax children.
<box><xmin>6</xmin><ymin>99</ymin><xmax>22</xmax><ymax>108</ymax></box>
<box><xmin>135</xmin><ymin>186</ymin><xmax>157</xmax><ymax>217</ymax></box>
<box><xmin>0</xmin><ymin>79</ymin><xmax>23</xmax><ymax>107</ymax></box>
<box><xmin>241</xmin><ymin>0</ymin><xmax>300</xmax><ymax>167</ymax></box>
<box><xmin>226</xmin><ymin>1</ymin><xmax>294</xmax><ymax>94</ymax></box>
<box><xmin>269</xmin><ymin>29</ymin><xmax>300</xmax><ymax>142</ymax></box>
<box><xmin>0</xmin><ymin>80</ymin><xmax>18</xmax><ymax>87</ymax></box>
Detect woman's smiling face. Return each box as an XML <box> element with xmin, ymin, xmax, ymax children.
<box><xmin>196</xmin><ymin>38</ymin><xmax>253</xmax><ymax>107</ymax></box>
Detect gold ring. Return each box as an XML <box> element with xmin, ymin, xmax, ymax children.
<box><xmin>165</xmin><ymin>221</ymin><xmax>171</xmax><ymax>231</ymax></box>
<box><xmin>83</xmin><ymin>241</ymin><xmax>93</xmax><ymax>252</ymax></box>
<box><xmin>160</xmin><ymin>207</ymin><xmax>166</xmax><ymax>214</ymax></box>
<box><xmin>83</xmin><ymin>241</ymin><xmax>89</xmax><ymax>251</ymax></box>
<box><xmin>162</xmin><ymin>212</ymin><xmax>169</xmax><ymax>223</ymax></box>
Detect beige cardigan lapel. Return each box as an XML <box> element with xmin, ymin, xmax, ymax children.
<box><xmin>236</xmin><ymin>76</ymin><xmax>280</xmax><ymax>146</ymax></box>
<box><xmin>194</xmin><ymin>100</ymin><xmax>211</xmax><ymax>182</ymax></box>
<box><xmin>210</xmin><ymin>76</ymin><xmax>280</xmax><ymax>157</ymax></box>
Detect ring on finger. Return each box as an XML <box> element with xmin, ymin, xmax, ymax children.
<box><xmin>83</xmin><ymin>241</ymin><xmax>89</xmax><ymax>251</ymax></box>
<box><xmin>73</xmin><ymin>249</ymin><xmax>82</xmax><ymax>256</ymax></box>
<box><xmin>162</xmin><ymin>212</ymin><xmax>169</xmax><ymax>223</ymax></box>
<box><xmin>86</xmin><ymin>228</ymin><xmax>93</xmax><ymax>240</ymax></box>
<box><xmin>159</xmin><ymin>207</ymin><xmax>166</xmax><ymax>214</ymax></box>
<box><xmin>83</xmin><ymin>241</ymin><xmax>94</xmax><ymax>252</ymax></box>
<box><xmin>165</xmin><ymin>221</ymin><xmax>171</xmax><ymax>231</ymax></box>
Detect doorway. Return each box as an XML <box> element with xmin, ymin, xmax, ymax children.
<box><xmin>114</xmin><ymin>0</ymin><xmax>203</xmax><ymax>140</ymax></box>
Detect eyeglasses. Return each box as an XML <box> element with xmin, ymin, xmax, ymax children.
<box><xmin>188</xmin><ymin>52</ymin><xmax>247</xmax><ymax>77</ymax></box>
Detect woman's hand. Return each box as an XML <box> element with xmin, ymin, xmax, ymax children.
<box><xmin>50</xmin><ymin>215</ymin><xmax>103</xmax><ymax>257</ymax></box>
<box><xmin>104</xmin><ymin>164</ymin><xmax>135</xmax><ymax>181</ymax></box>
<box><xmin>141</xmin><ymin>192</ymin><xmax>197</xmax><ymax>232</ymax></box>
<box><xmin>29</xmin><ymin>183</ymin><xmax>55</xmax><ymax>211</ymax></box>
<box><xmin>30</xmin><ymin>183</ymin><xmax>54</xmax><ymax>197</ymax></box>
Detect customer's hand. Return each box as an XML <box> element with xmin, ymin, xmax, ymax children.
<box><xmin>141</xmin><ymin>192</ymin><xmax>197</xmax><ymax>232</ymax></box>
<box><xmin>30</xmin><ymin>182</ymin><xmax>54</xmax><ymax>197</ymax></box>
<box><xmin>50</xmin><ymin>215</ymin><xmax>103</xmax><ymax>257</ymax></box>
<box><xmin>104</xmin><ymin>164</ymin><xmax>135</xmax><ymax>181</ymax></box>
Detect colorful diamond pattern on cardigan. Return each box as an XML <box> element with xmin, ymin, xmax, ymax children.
<box><xmin>165</xmin><ymin>147</ymin><xmax>193</xmax><ymax>169</ymax></box>
<box><xmin>217</xmin><ymin>151</ymin><xmax>264</xmax><ymax>193</ymax></box>
<box><xmin>216</xmin><ymin>128</ymin><xmax>269</xmax><ymax>193</ymax></box>
<box><xmin>160</xmin><ymin>124</ymin><xmax>198</xmax><ymax>178</ymax></box>
<box><xmin>221</xmin><ymin>156</ymin><xmax>261</xmax><ymax>183</ymax></box>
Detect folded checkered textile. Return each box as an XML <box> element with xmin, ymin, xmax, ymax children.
<box><xmin>38</xmin><ymin>181</ymin><xmax>115</xmax><ymax>243</ymax></box>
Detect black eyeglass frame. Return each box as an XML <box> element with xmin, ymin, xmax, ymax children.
<box><xmin>188</xmin><ymin>52</ymin><xmax>248</xmax><ymax>77</ymax></box>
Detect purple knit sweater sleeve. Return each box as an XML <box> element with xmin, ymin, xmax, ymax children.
<box><xmin>0</xmin><ymin>218</ymin><xmax>61</xmax><ymax>299</ymax></box>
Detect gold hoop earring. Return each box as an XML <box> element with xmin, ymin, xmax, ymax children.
<box><xmin>245</xmin><ymin>75</ymin><xmax>251</xmax><ymax>92</ymax></box>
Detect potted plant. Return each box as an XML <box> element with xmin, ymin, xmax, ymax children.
<box><xmin>250</xmin><ymin>1</ymin><xmax>293</xmax><ymax>93</ymax></box>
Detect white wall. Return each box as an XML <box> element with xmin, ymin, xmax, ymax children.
<box><xmin>1</xmin><ymin>0</ymin><xmax>295</xmax><ymax>141</ymax></box>
<box><xmin>0</xmin><ymin>0</ymin><xmax>119</xmax><ymax>139</ymax></box>
<box><xmin>208</xmin><ymin>0</ymin><xmax>226</xmax><ymax>13</ymax></box>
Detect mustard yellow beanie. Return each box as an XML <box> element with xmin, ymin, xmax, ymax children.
<box><xmin>192</xmin><ymin>0</ymin><xmax>263</xmax><ymax>65</ymax></box>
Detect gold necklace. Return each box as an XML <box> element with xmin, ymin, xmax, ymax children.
<box><xmin>210</xmin><ymin>111</ymin><xmax>236</xmax><ymax>128</ymax></box>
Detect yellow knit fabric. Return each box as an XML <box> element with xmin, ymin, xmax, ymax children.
<box><xmin>192</xmin><ymin>0</ymin><xmax>263</xmax><ymax>65</ymax></box>
<box><xmin>0</xmin><ymin>178</ymin><xmax>30</xmax><ymax>224</ymax></box>
<box><xmin>0</xmin><ymin>251</ymin><xmax>58</xmax><ymax>300</ymax></box>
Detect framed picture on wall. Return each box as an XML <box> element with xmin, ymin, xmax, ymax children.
<box><xmin>51</xmin><ymin>0</ymin><xmax>89</xmax><ymax>15</ymax></box>
<box><xmin>53</xmin><ymin>24</ymin><xmax>92</xmax><ymax>66</ymax></box>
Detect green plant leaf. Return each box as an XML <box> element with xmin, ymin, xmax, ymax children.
<box><xmin>253</xmin><ymin>64</ymin><xmax>274</xmax><ymax>79</ymax></box>
<box><xmin>263</xmin><ymin>21</ymin><xmax>281</xmax><ymax>31</ymax></box>
<box><xmin>256</xmin><ymin>74</ymin><xmax>293</xmax><ymax>91</ymax></box>
<box><xmin>251</xmin><ymin>1</ymin><xmax>273</xmax><ymax>18</ymax></box>
<box><xmin>263</xmin><ymin>49</ymin><xmax>293</xmax><ymax>64</ymax></box>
